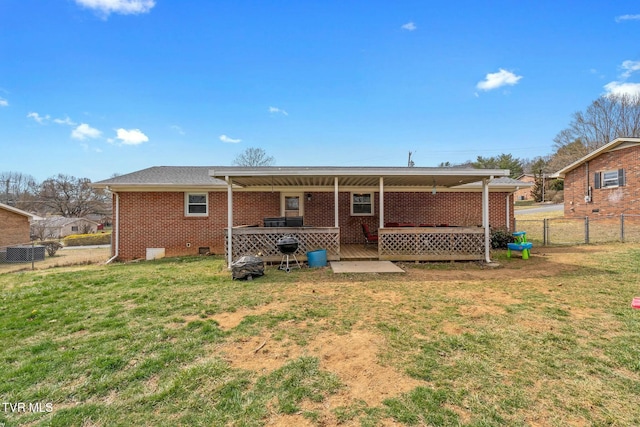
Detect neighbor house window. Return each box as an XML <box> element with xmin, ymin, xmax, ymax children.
<box><xmin>71</xmin><ymin>226</ymin><xmax>78</xmax><ymax>232</ymax></box>
<box><xmin>351</xmin><ymin>192</ymin><xmax>374</xmax><ymax>216</ymax></box>
<box><xmin>185</xmin><ymin>193</ymin><xmax>208</xmax><ymax>216</ymax></box>
<box><xmin>595</xmin><ymin>169</ymin><xmax>625</xmax><ymax>189</ymax></box>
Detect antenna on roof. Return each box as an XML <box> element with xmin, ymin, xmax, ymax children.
<box><xmin>408</xmin><ymin>151</ymin><xmax>416</xmax><ymax>167</ymax></box>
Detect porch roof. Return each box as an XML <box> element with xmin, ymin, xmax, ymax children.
<box><xmin>209</xmin><ymin>166</ymin><xmax>510</xmax><ymax>188</ymax></box>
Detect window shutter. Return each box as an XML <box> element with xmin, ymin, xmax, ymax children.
<box><xmin>594</xmin><ymin>172</ymin><xmax>601</xmax><ymax>189</ymax></box>
<box><xmin>618</xmin><ymin>168</ymin><xmax>625</xmax><ymax>186</ymax></box>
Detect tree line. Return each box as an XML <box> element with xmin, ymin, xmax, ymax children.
<box><xmin>1</xmin><ymin>172</ymin><xmax>110</xmax><ymax>218</ymax></box>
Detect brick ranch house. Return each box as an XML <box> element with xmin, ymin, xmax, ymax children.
<box><xmin>514</xmin><ymin>174</ymin><xmax>535</xmax><ymax>201</ymax></box>
<box><xmin>93</xmin><ymin>166</ymin><xmax>530</xmax><ymax>265</ymax></box>
<box><xmin>555</xmin><ymin>137</ymin><xmax>640</xmax><ymax>218</ymax></box>
<box><xmin>0</xmin><ymin>202</ymin><xmax>36</xmax><ymax>247</ymax></box>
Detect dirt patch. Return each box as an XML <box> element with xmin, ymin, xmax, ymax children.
<box><xmin>212</xmin><ymin>302</ymin><xmax>290</xmax><ymax>330</ymax></box>
<box><xmin>265</xmin><ymin>413</ymin><xmax>314</xmax><ymax>427</ymax></box>
<box><xmin>220</xmin><ymin>328</ymin><xmax>422</xmax><ymax>407</ymax></box>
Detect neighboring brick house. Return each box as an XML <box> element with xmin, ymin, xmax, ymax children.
<box><xmin>0</xmin><ymin>202</ymin><xmax>35</xmax><ymax>247</ymax></box>
<box><xmin>93</xmin><ymin>166</ymin><xmax>530</xmax><ymax>262</ymax></box>
<box><xmin>555</xmin><ymin>137</ymin><xmax>640</xmax><ymax>217</ymax></box>
<box><xmin>514</xmin><ymin>174</ymin><xmax>535</xmax><ymax>201</ymax></box>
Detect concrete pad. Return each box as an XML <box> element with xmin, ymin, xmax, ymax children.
<box><xmin>330</xmin><ymin>261</ymin><xmax>405</xmax><ymax>273</ymax></box>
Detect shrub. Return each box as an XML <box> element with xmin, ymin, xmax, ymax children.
<box><xmin>552</xmin><ymin>190</ymin><xmax>564</xmax><ymax>204</ymax></box>
<box><xmin>42</xmin><ymin>241</ymin><xmax>63</xmax><ymax>257</ymax></box>
<box><xmin>63</xmin><ymin>232</ymin><xmax>111</xmax><ymax>247</ymax></box>
<box><xmin>490</xmin><ymin>228</ymin><xmax>514</xmax><ymax>249</ymax></box>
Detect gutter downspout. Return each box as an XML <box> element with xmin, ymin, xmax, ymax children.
<box><xmin>105</xmin><ymin>190</ymin><xmax>119</xmax><ymax>264</ymax></box>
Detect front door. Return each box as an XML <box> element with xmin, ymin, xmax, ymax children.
<box><xmin>281</xmin><ymin>193</ymin><xmax>304</xmax><ymax>217</ymax></box>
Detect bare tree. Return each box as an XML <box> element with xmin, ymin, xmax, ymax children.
<box><xmin>0</xmin><ymin>171</ymin><xmax>38</xmax><ymax>209</ymax></box>
<box><xmin>39</xmin><ymin>174</ymin><xmax>109</xmax><ymax>217</ymax></box>
<box><xmin>30</xmin><ymin>220</ymin><xmax>57</xmax><ymax>241</ymax></box>
<box><xmin>552</xmin><ymin>94</ymin><xmax>640</xmax><ymax>169</ymax></box>
<box><xmin>547</xmin><ymin>139</ymin><xmax>591</xmax><ymax>172</ymax></box>
<box><xmin>232</xmin><ymin>147</ymin><xmax>275</xmax><ymax>167</ymax></box>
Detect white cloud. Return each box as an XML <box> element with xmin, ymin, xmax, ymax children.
<box><xmin>476</xmin><ymin>68</ymin><xmax>523</xmax><ymax>91</ymax></box>
<box><xmin>401</xmin><ymin>22</ymin><xmax>417</xmax><ymax>31</ymax></box>
<box><xmin>603</xmin><ymin>60</ymin><xmax>640</xmax><ymax>96</ymax></box>
<box><xmin>268</xmin><ymin>106</ymin><xmax>288</xmax><ymax>116</ymax></box>
<box><xmin>116</xmin><ymin>128</ymin><xmax>149</xmax><ymax>145</ymax></box>
<box><xmin>74</xmin><ymin>0</ymin><xmax>155</xmax><ymax>17</ymax></box>
<box><xmin>604</xmin><ymin>81</ymin><xmax>640</xmax><ymax>97</ymax></box>
<box><xmin>27</xmin><ymin>112</ymin><xmax>50</xmax><ymax>124</ymax></box>
<box><xmin>615</xmin><ymin>14</ymin><xmax>640</xmax><ymax>23</ymax></box>
<box><xmin>219</xmin><ymin>134</ymin><xmax>242</xmax><ymax>144</ymax></box>
<box><xmin>621</xmin><ymin>60</ymin><xmax>640</xmax><ymax>78</ymax></box>
<box><xmin>53</xmin><ymin>116</ymin><xmax>77</xmax><ymax>126</ymax></box>
<box><xmin>170</xmin><ymin>125</ymin><xmax>185</xmax><ymax>135</ymax></box>
<box><xmin>71</xmin><ymin>123</ymin><xmax>102</xmax><ymax>140</ymax></box>
<box><xmin>0</xmin><ymin>98</ymin><xmax>8</xmax><ymax>107</ymax></box>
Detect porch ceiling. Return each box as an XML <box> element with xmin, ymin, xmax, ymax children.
<box><xmin>209</xmin><ymin>166</ymin><xmax>509</xmax><ymax>188</ymax></box>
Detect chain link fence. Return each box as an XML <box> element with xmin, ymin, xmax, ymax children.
<box><xmin>514</xmin><ymin>214</ymin><xmax>640</xmax><ymax>245</ymax></box>
<box><xmin>0</xmin><ymin>241</ymin><xmax>46</xmax><ymax>269</ymax></box>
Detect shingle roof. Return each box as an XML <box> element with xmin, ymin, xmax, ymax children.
<box><xmin>33</xmin><ymin>216</ymin><xmax>100</xmax><ymax>227</ymax></box>
<box><xmin>93</xmin><ymin>166</ymin><xmax>525</xmax><ymax>190</ymax></box>
<box><xmin>93</xmin><ymin>166</ymin><xmax>226</xmax><ymax>187</ymax></box>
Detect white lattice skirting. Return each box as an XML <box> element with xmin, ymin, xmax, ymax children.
<box><xmin>226</xmin><ymin>227</ymin><xmax>340</xmax><ymax>262</ymax></box>
<box><xmin>379</xmin><ymin>227</ymin><xmax>485</xmax><ymax>261</ymax></box>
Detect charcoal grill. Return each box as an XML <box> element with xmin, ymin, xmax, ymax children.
<box><xmin>277</xmin><ymin>236</ymin><xmax>301</xmax><ymax>272</ymax></box>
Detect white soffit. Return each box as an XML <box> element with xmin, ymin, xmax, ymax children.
<box><xmin>209</xmin><ymin>167</ymin><xmax>509</xmax><ymax>188</ymax></box>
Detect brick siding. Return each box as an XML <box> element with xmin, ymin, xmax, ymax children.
<box><xmin>564</xmin><ymin>144</ymin><xmax>640</xmax><ymax>217</ymax></box>
<box><xmin>0</xmin><ymin>209</ymin><xmax>31</xmax><ymax>247</ymax></box>
<box><xmin>514</xmin><ymin>175</ymin><xmax>535</xmax><ymax>201</ymax></box>
<box><xmin>113</xmin><ymin>190</ymin><xmax>514</xmax><ymax>260</ymax></box>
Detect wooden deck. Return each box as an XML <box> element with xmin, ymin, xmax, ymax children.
<box><xmin>340</xmin><ymin>244</ymin><xmax>378</xmax><ymax>260</ymax></box>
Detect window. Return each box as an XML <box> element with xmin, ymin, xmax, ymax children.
<box><xmin>595</xmin><ymin>169</ymin><xmax>625</xmax><ymax>189</ymax></box>
<box><xmin>351</xmin><ymin>192</ymin><xmax>374</xmax><ymax>216</ymax></box>
<box><xmin>71</xmin><ymin>226</ymin><xmax>78</xmax><ymax>232</ymax></box>
<box><xmin>185</xmin><ymin>193</ymin><xmax>208</xmax><ymax>216</ymax></box>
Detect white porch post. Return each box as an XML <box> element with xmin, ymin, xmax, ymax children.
<box><xmin>226</xmin><ymin>177</ymin><xmax>233</xmax><ymax>268</ymax></box>
<box><xmin>334</xmin><ymin>177</ymin><xmax>339</xmax><ymax>227</ymax></box>
<box><xmin>482</xmin><ymin>178</ymin><xmax>491</xmax><ymax>263</ymax></box>
<box><xmin>379</xmin><ymin>176</ymin><xmax>384</xmax><ymax>229</ymax></box>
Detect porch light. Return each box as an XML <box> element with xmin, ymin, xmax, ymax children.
<box><xmin>307</xmin><ymin>193</ymin><xmax>312</xmax><ymax>201</ymax></box>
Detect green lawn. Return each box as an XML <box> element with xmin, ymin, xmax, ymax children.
<box><xmin>1</xmin><ymin>245</ymin><xmax>640</xmax><ymax>426</ymax></box>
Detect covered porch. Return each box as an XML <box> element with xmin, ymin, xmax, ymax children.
<box><xmin>211</xmin><ymin>167</ymin><xmax>512</xmax><ymax>266</ymax></box>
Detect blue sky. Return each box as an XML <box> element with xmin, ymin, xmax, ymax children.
<box><xmin>1</xmin><ymin>0</ymin><xmax>639</xmax><ymax>182</ymax></box>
